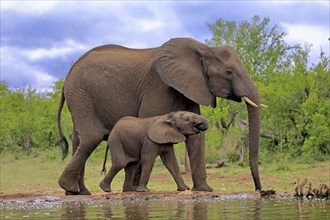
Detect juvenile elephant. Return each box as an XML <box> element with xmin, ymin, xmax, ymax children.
<box><xmin>99</xmin><ymin>111</ymin><xmax>209</xmax><ymax>192</ymax></box>
<box><xmin>58</xmin><ymin>37</ymin><xmax>264</xmax><ymax>195</ymax></box>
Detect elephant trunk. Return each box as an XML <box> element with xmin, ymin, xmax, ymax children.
<box><xmin>194</xmin><ymin>117</ymin><xmax>209</xmax><ymax>132</ymax></box>
<box><xmin>246</xmin><ymin>87</ymin><xmax>262</xmax><ymax>191</ymax></box>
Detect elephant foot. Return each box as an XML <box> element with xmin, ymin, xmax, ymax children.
<box><xmin>136</xmin><ymin>186</ymin><xmax>150</xmax><ymax>192</ymax></box>
<box><xmin>122</xmin><ymin>185</ymin><xmax>136</xmax><ymax>192</ymax></box>
<box><xmin>64</xmin><ymin>183</ymin><xmax>91</xmax><ymax>195</ymax></box>
<box><xmin>65</xmin><ymin>189</ymin><xmax>91</xmax><ymax>195</ymax></box>
<box><xmin>65</xmin><ymin>191</ymin><xmax>79</xmax><ymax>195</ymax></box>
<box><xmin>177</xmin><ymin>184</ymin><xmax>190</xmax><ymax>191</ymax></box>
<box><xmin>78</xmin><ymin>188</ymin><xmax>91</xmax><ymax>195</ymax></box>
<box><xmin>191</xmin><ymin>183</ymin><xmax>213</xmax><ymax>192</ymax></box>
<box><xmin>99</xmin><ymin>181</ymin><xmax>111</xmax><ymax>192</ymax></box>
<box><xmin>58</xmin><ymin>175</ymin><xmax>80</xmax><ymax>194</ymax></box>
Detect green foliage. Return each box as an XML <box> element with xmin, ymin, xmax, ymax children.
<box><xmin>204</xmin><ymin>15</ymin><xmax>330</xmax><ymax>163</ymax></box>
<box><xmin>0</xmin><ymin>80</ymin><xmax>72</xmax><ymax>155</ymax></box>
<box><xmin>206</xmin><ymin>15</ymin><xmax>296</xmax><ymax>82</ymax></box>
<box><xmin>275</xmin><ymin>162</ymin><xmax>291</xmax><ymax>172</ymax></box>
<box><xmin>259</xmin><ymin>49</ymin><xmax>330</xmax><ymax>161</ymax></box>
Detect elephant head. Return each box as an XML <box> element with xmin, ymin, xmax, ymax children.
<box><xmin>155</xmin><ymin>38</ymin><xmax>262</xmax><ymax>190</ymax></box>
<box><xmin>147</xmin><ymin>111</ymin><xmax>209</xmax><ymax>144</ymax></box>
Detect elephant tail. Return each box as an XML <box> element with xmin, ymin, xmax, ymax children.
<box><xmin>101</xmin><ymin>144</ymin><xmax>109</xmax><ymax>175</ymax></box>
<box><xmin>57</xmin><ymin>88</ymin><xmax>69</xmax><ymax>160</ymax></box>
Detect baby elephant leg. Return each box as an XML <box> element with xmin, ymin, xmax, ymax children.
<box><xmin>100</xmin><ymin>166</ymin><xmax>122</xmax><ymax>192</ymax></box>
<box><xmin>99</xmin><ymin>142</ymin><xmax>127</xmax><ymax>192</ymax></box>
<box><xmin>160</xmin><ymin>148</ymin><xmax>190</xmax><ymax>191</ymax></box>
<box><xmin>136</xmin><ymin>147</ymin><xmax>158</xmax><ymax>192</ymax></box>
<box><xmin>122</xmin><ymin>162</ymin><xmax>139</xmax><ymax>192</ymax></box>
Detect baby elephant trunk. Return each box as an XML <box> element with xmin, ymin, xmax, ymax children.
<box><xmin>193</xmin><ymin>118</ymin><xmax>209</xmax><ymax>132</ymax></box>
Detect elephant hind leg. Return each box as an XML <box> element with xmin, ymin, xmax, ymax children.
<box><xmin>99</xmin><ymin>162</ymin><xmax>127</xmax><ymax>192</ymax></box>
<box><xmin>67</xmin><ymin>128</ymin><xmax>91</xmax><ymax>195</ymax></box>
<box><xmin>99</xmin><ymin>142</ymin><xmax>128</xmax><ymax>192</ymax></box>
<box><xmin>59</xmin><ymin>92</ymin><xmax>110</xmax><ymax>194</ymax></box>
<box><xmin>59</xmin><ymin>123</ymin><xmax>105</xmax><ymax>194</ymax></box>
<box><xmin>99</xmin><ymin>164</ymin><xmax>124</xmax><ymax>192</ymax></box>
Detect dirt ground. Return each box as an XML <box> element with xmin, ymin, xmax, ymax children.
<box><xmin>0</xmin><ymin>176</ymin><xmax>282</xmax><ymax>205</ymax></box>
<box><xmin>0</xmin><ymin>171</ymin><xmax>281</xmax><ymax>203</ymax></box>
<box><xmin>3</xmin><ymin>163</ymin><xmax>327</xmax><ymax>204</ymax></box>
<box><xmin>0</xmin><ymin>190</ymin><xmax>279</xmax><ymax>205</ymax></box>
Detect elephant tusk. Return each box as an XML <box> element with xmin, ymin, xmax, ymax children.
<box><xmin>261</xmin><ymin>103</ymin><xmax>268</xmax><ymax>108</ymax></box>
<box><xmin>243</xmin><ymin>96</ymin><xmax>258</xmax><ymax>108</ymax></box>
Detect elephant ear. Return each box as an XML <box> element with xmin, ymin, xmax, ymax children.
<box><xmin>155</xmin><ymin>38</ymin><xmax>213</xmax><ymax>106</ymax></box>
<box><xmin>147</xmin><ymin>115</ymin><xmax>186</xmax><ymax>144</ymax></box>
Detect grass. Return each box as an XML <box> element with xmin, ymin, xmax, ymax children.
<box><xmin>1</xmin><ymin>147</ymin><xmax>329</xmax><ymax>195</ymax></box>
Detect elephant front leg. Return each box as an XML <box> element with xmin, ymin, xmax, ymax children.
<box><xmin>136</xmin><ymin>150</ymin><xmax>157</xmax><ymax>192</ymax></box>
<box><xmin>186</xmin><ymin>133</ymin><xmax>213</xmax><ymax>192</ymax></box>
<box><xmin>136</xmin><ymin>162</ymin><xmax>154</xmax><ymax>192</ymax></box>
<box><xmin>160</xmin><ymin>149</ymin><xmax>190</xmax><ymax>191</ymax></box>
<box><xmin>122</xmin><ymin>162</ymin><xmax>139</xmax><ymax>192</ymax></box>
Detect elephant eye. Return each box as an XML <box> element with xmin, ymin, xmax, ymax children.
<box><xmin>225</xmin><ymin>69</ymin><xmax>233</xmax><ymax>79</ymax></box>
<box><xmin>185</xmin><ymin>116</ymin><xmax>190</xmax><ymax>122</ymax></box>
<box><xmin>226</xmin><ymin>69</ymin><xmax>232</xmax><ymax>75</ymax></box>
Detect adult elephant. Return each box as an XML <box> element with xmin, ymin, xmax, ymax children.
<box><xmin>57</xmin><ymin>37</ymin><xmax>263</xmax><ymax>195</ymax></box>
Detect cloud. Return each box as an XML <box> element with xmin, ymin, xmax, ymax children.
<box><xmin>1</xmin><ymin>48</ymin><xmax>58</xmax><ymax>89</ymax></box>
<box><xmin>0</xmin><ymin>38</ymin><xmax>86</xmax><ymax>88</ymax></box>
<box><xmin>282</xmin><ymin>23</ymin><xmax>328</xmax><ymax>47</ymax></box>
<box><xmin>1</xmin><ymin>1</ymin><xmax>185</xmax><ymax>88</ymax></box>
<box><xmin>1</xmin><ymin>1</ymin><xmax>328</xmax><ymax>89</ymax></box>
<box><xmin>20</xmin><ymin>39</ymin><xmax>87</xmax><ymax>62</ymax></box>
<box><xmin>1</xmin><ymin>1</ymin><xmax>58</xmax><ymax>15</ymax></box>
<box><xmin>133</xmin><ymin>19</ymin><xmax>166</xmax><ymax>32</ymax></box>
<box><xmin>84</xmin><ymin>2</ymin><xmax>184</xmax><ymax>48</ymax></box>
<box><xmin>281</xmin><ymin>23</ymin><xmax>329</xmax><ymax>62</ymax></box>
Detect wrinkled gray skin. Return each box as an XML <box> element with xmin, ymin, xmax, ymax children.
<box><xmin>99</xmin><ymin>111</ymin><xmax>209</xmax><ymax>193</ymax></box>
<box><xmin>57</xmin><ymin>38</ymin><xmax>262</xmax><ymax>195</ymax></box>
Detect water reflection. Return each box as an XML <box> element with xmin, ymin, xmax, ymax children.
<box><xmin>60</xmin><ymin>203</ymin><xmax>88</xmax><ymax>220</ymax></box>
<box><xmin>253</xmin><ymin>199</ymin><xmax>262</xmax><ymax>220</ymax></box>
<box><xmin>1</xmin><ymin>197</ymin><xmax>329</xmax><ymax>220</ymax></box>
<box><xmin>296</xmin><ymin>198</ymin><xmax>329</xmax><ymax>219</ymax></box>
<box><xmin>177</xmin><ymin>201</ymin><xmax>208</xmax><ymax>219</ymax></box>
<box><xmin>100</xmin><ymin>201</ymin><xmax>209</xmax><ymax>220</ymax></box>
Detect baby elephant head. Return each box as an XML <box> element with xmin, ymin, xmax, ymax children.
<box><xmin>147</xmin><ymin>111</ymin><xmax>209</xmax><ymax>144</ymax></box>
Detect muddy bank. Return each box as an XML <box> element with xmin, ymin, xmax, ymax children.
<box><xmin>0</xmin><ymin>191</ymin><xmax>294</xmax><ymax>210</ymax></box>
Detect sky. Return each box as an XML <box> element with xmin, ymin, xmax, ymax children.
<box><xmin>1</xmin><ymin>1</ymin><xmax>329</xmax><ymax>91</ymax></box>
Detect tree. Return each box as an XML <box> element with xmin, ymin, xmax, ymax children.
<box><xmin>0</xmin><ymin>80</ymin><xmax>72</xmax><ymax>155</ymax></box>
<box><xmin>203</xmin><ymin>15</ymin><xmax>330</xmax><ymax>163</ymax></box>
<box><xmin>206</xmin><ymin>15</ymin><xmax>298</xmax><ymax>82</ymax></box>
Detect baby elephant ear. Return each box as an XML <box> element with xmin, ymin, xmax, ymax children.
<box><xmin>147</xmin><ymin>116</ymin><xmax>186</xmax><ymax>144</ymax></box>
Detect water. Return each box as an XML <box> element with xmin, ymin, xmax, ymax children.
<box><xmin>1</xmin><ymin>196</ymin><xmax>329</xmax><ymax>220</ymax></box>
